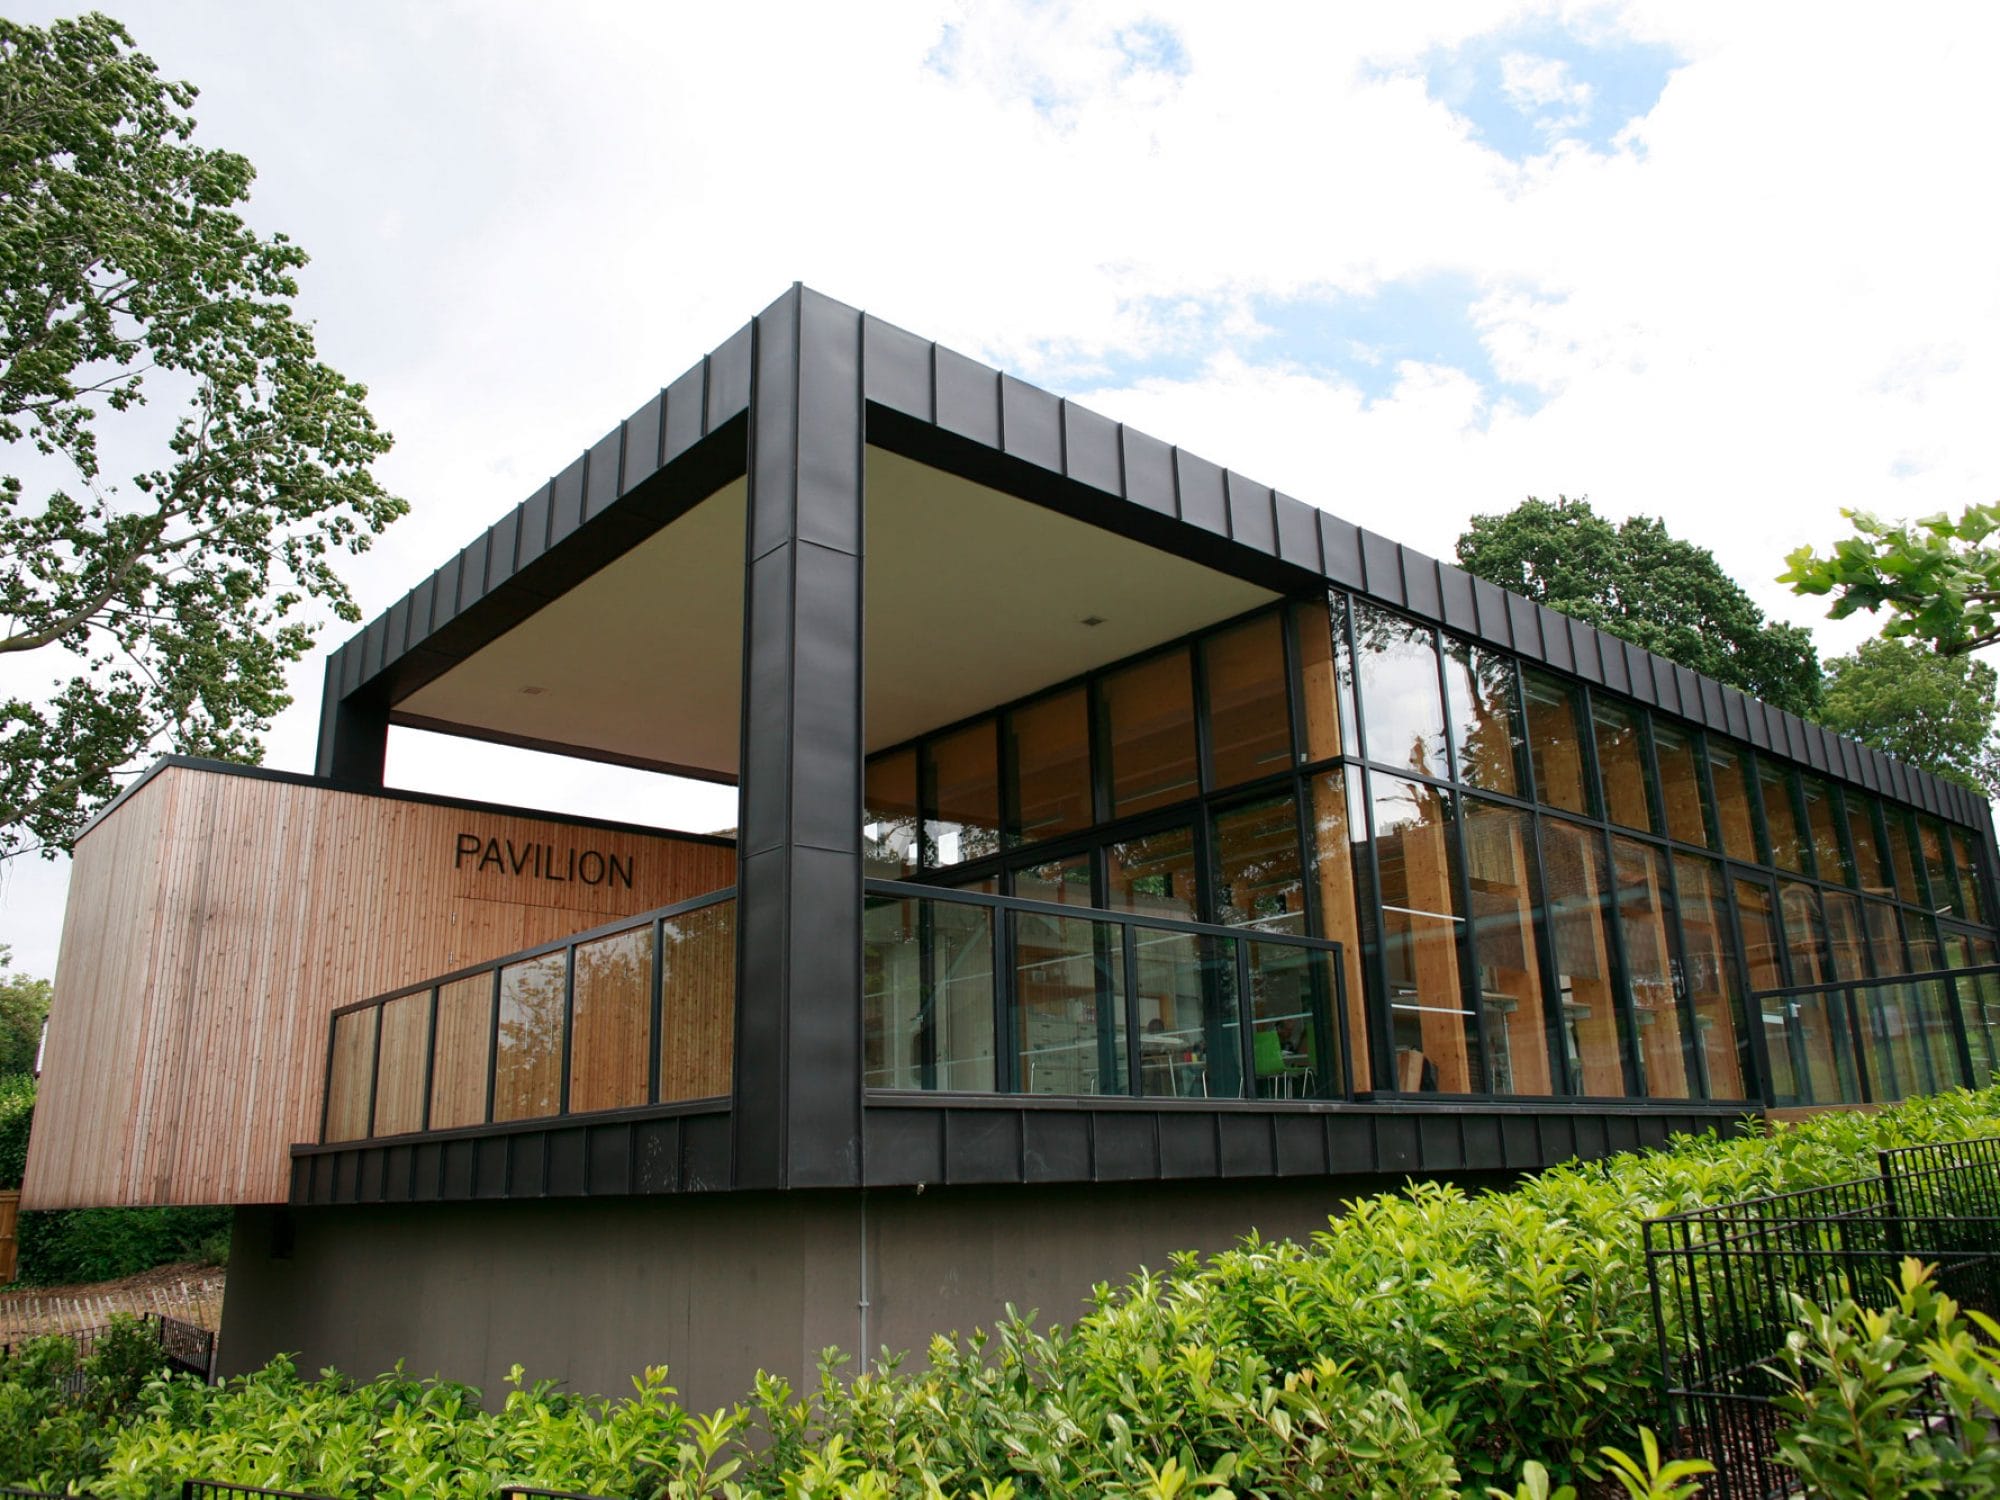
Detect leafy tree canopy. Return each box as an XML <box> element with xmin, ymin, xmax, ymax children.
<box><xmin>1455</xmin><ymin>495</ymin><xmax>1822</xmax><ymax>716</ymax></box>
<box><xmin>1818</xmin><ymin>637</ymin><xmax>2000</xmax><ymax>798</ymax></box>
<box><xmin>1781</xmin><ymin>501</ymin><xmax>2000</xmax><ymax>656</ymax></box>
<box><xmin>0</xmin><ymin>943</ymin><xmax>50</xmax><ymax>1077</ymax></box>
<box><xmin>0</xmin><ymin>13</ymin><xmax>405</xmax><ymax>859</ymax></box>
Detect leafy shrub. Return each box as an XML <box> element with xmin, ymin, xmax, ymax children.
<box><xmin>0</xmin><ymin>1316</ymin><xmax>174</xmax><ymax>1490</ymax></box>
<box><xmin>0</xmin><ymin>1070</ymin><xmax>33</xmax><ymax>1188</ymax></box>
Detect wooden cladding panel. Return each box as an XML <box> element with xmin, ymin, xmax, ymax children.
<box><xmin>24</xmin><ymin>765</ymin><xmax>734</xmax><ymax>1208</ymax></box>
<box><xmin>661</xmin><ymin>902</ymin><xmax>735</xmax><ymax>1101</ymax></box>
<box><xmin>372</xmin><ymin>994</ymin><xmax>431</xmax><ymax>1136</ymax></box>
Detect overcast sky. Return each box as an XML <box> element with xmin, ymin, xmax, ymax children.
<box><xmin>5</xmin><ymin>1</ymin><xmax>1999</xmax><ymax>977</ymax></box>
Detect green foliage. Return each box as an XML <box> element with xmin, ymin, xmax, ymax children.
<box><xmin>1456</xmin><ymin>495</ymin><xmax>1823</xmax><ymax>715</ymax></box>
<box><xmin>14</xmin><ymin>1204</ymin><xmax>231</xmax><ymax>1285</ymax></box>
<box><xmin>0</xmin><ymin>1315</ymin><xmax>176</xmax><ymax>1489</ymax></box>
<box><xmin>0</xmin><ymin>944</ymin><xmax>51</xmax><ymax>1075</ymax></box>
<box><xmin>0</xmin><ymin>1068</ymin><xmax>34</xmax><ymax>1187</ymax></box>
<box><xmin>1770</xmin><ymin>1259</ymin><xmax>2000</xmax><ymax>1498</ymax></box>
<box><xmin>0</xmin><ymin>13</ymin><xmax>406</xmax><ymax>859</ymax></box>
<box><xmin>1818</xmin><ymin>637</ymin><xmax>2000</xmax><ymax>797</ymax></box>
<box><xmin>1783</xmin><ymin>500</ymin><xmax>2000</xmax><ymax>656</ymax></box>
<box><xmin>7</xmin><ymin>1089</ymin><xmax>2000</xmax><ymax>1496</ymax></box>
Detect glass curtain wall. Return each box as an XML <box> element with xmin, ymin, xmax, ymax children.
<box><xmin>860</xmin><ymin>590</ymin><xmax>2000</xmax><ymax>1108</ymax></box>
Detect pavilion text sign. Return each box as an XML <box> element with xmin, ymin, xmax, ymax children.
<box><xmin>455</xmin><ymin>832</ymin><xmax>635</xmax><ymax>890</ymax></box>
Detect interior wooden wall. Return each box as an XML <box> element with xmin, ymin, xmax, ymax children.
<box><xmin>23</xmin><ymin>764</ymin><xmax>735</xmax><ymax>1209</ymax></box>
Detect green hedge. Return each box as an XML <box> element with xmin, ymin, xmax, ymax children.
<box><xmin>5</xmin><ymin>1088</ymin><xmax>2000</xmax><ymax>1497</ymax></box>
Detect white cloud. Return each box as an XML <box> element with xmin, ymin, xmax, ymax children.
<box><xmin>1500</xmin><ymin>50</ymin><xmax>1594</xmax><ymax>122</ymax></box>
<box><xmin>5</xmin><ymin>0</ymin><xmax>2000</xmax><ymax>972</ymax></box>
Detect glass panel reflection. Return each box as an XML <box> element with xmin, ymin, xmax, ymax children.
<box><xmin>1311</xmin><ymin>768</ymin><xmax>1373</xmax><ymax>1091</ymax></box>
<box><xmin>427</xmin><ymin>974</ymin><xmax>493</xmax><ymax>1131</ymax></box>
<box><xmin>1612</xmin><ymin>838</ymin><xmax>1694</xmax><ymax>1098</ymax></box>
<box><xmin>1919</xmin><ymin>817</ymin><xmax>1959</xmax><ymax>918</ymax></box>
<box><xmin>1135</xmin><ymin>930</ymin><xmax>1239</xmax><ymax>1099</ymax></box>
<box><xmin>1016</xmin><ymin>851</ymin><xmax>1093</xmax><ymax>907</ymax></box>
<box><xmin>1523</xmin><ymin>669</ymin><xmax>1591</xmax><ymax>815</ymax></box>
<box><xmin>1247</xmin><ymin>942</ymin><xmax>1339</xmax><ymax>1099</ymax></box>
<box><xmin>1884</xmin><ymin>809</ymin><xmax>1926</xmax><ymax>905</ymax></box>
<box><xmin>659</xmin><ymin>900</ymin><xmax>735</xmax><ymax>1101</ymax></box>
<box><xmin>1674</xmin><ymin>856</ymin><xmax>1753</xmax><ymax>1099</ymax></box>
<box><xmin>1736</xmin><ymin>879</ymin><xmax>1796</xmax><ymax>1102</ymax></box>
<box><xmin>1952</xmin><ymin>829</ymin><xmax>1990</xmax><ymax>926</ymax></box>
<box><xmin>1708</xmin><ymin>743</ymin><xmax>1760</xmax><ymax>863</ymax></box>
<box><xmin>1009</xmin><ymin>689</ymin><xmax>1092</xmax><ymax>848</ymax></box>
<box><xmin>1759</xmin><ymin>762</ymin><xmax>1808</xmax><ymax>873</ymax></box>
<box><xmin>1353</xmin><ymin>603</ymin><xmax>1449</xmax><ymax>779</ymax></box>
<box><xmin>1105</xmin><ymin>825</ymin><xmax>1198</xmax><ymax>921</ymax></box>
<box><xmin>1369</xmin><ymin>772</ymin><xmax>1479</xmax><ymax>1093</ymax></box>
<box><xmin>1204</xmin><ymin>613</ymin><xmax>1293</xmax><ymax>790</ymax></box>
<box><xmin>1012</xmin><ymin>910</ymin><xmax>1127</xmax><ymax>1095</ymax></box>
<box><xmin>1293</xmin><ymin>594</ymin><xmax>1354</xmax><ymax>763</ymax></box>
<box><xmin>324</xmin><ymin>1008</ymin><xmax>377</xmax><ymax>1143</ymax></box>
<box><xmin>925</xmin><ymin>720</ymin><xmax>1001</xmax><ymax>868</ymax></box>
<box><xmin>1865</xmin><ymin>901</ymin><xmax>1906</xmax><ymax>976</ymax></box>
<box><xmin>1462</xmin><ymin>799</ymin><xmax>1555</xmax><ymax>1095</ymax></box>
<box><xmin>1213</xmin><ymin>795</ymin><xmax>1305</xmax><ymax>932</ymax></box>
<box><xmin>1652</xmin><ymin>723</ymin><xmax>1712</xmax><ymax>849</ymax></box>
<box><xmin>493</xmin><ymin>951</ymin><xmax>568</xmax><ymax>1123</ymax></box>
<box><xmin>370</xmin><ymin>992</ymin><xmax>429</xmax><ymax>1137</ymax></box>
<box><xmin>1442</xmin><ymin>636</ymin><xmax>1525</xmax><ymax>796</ymax></box>
<box><xmin>1543</xmin><ymin>820</ymin><xmax>1625</xmax><ymax>1096</ymax></box>
<box><xmin>1103</xmin><ymin>650</ymin><xmax>1199</xmax><ymax>817</ymax></box>
<box><xmin>864</xmin><ymin>748</ymin><xmax>920</xmax><ymax>877</ymax></box>
<box><xmin>1847</xmin><ymin>797</ymin><xmax>1892</xmax><ymax>897</ymax></box>
<box><xmin>1802</xmin><ymin>778</ymin><xmax>1849</xmax><ymax>886</ymax></box>
<box><xmin>863</xmin><ymin>896</ymin><xmax>996</xmax><ymax>1092</ymax></box>
<box><xmin>569</xmin><ymin>926</ymin><xmax>653</xmax><ymax>1114</ymax></box>
<box><xmin>1821</xmin><ymin>890</ymin><xmax>1870</xmax><ymax>981</ymax></box>
<box><xmin>1593</xmin><ymin>700</ymin><xmax>1656</xmax><ymax>833</ymax></box>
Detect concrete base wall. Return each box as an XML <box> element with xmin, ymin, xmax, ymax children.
<box><xmin>223</xmin><ymin>1175</ymin><xmax>1502</xmax><ymax>1410</ymax></box>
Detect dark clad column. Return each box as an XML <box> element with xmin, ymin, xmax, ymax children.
<box><xmin>732</xmin><ymin>286</ymin><xmax>865</xmax><ymax>1189</ymax></box>
<box><xmin>314</xmin><ymin>656</ymin><xmax>389</xmax><ymax>785</ymax></box>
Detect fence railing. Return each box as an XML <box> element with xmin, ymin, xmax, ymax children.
<box><xmin>320</xmin><ymin>888</ymin><xmax>735</xmax><ymax>1144</ymax></box>
<box><xmin>1644</xmin><ymin>1134</ymin><xmax>2000</xmax><ymax>1498</ymax></box>
<box><xmin>181</xmin><ymin>1484</ymin><xmax>334</xmax><ymax>1500</ymax></box>
<box><xmin>1751</xmin><ymin>962</ymin><xmax>2000</xmax><ymax>1110</ymax></box>
<box><xmin>863</xmin><ymin>879</ymin><xmax>1350</xmax><ymax>1101</ymax></box>
<box><xmin>0</xmin><ymin>1311</ymin><xmax>215</xmax><ymax>1384</ymax></box>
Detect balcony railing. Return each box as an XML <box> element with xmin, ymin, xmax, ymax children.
<box><xmin>1753</xmin><ymin>962</ymin><xmax>2000</xmax><ymax>1109</ymax></box>
<box><xmin>319</xmin><ymin>888</ymin><xmax>735</xmax><ymax>1144</ymax></box>
<box><xmin>863</xmin><ymin>879</ymin><xmax>1350</xmax><ymax>1101</ymax></box>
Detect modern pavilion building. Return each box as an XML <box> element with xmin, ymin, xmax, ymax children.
<box><xmin>21</xmin><ymin>286</ymin><xmax>2000</xmax><ymax>1409</ymax></box>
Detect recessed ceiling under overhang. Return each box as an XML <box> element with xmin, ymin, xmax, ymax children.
<box><xmin>395</xmin><ymin>448</ymin><xmax>1279</xmax><ymax>778</ymax></box>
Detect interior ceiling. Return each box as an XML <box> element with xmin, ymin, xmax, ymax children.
<box><xmin>395</xmin><ymin>447</ymin><xmax>1278</xmax><ymax>779</ymax></box>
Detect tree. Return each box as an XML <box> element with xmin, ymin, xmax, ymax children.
<box><xmin>1817</xmin><ymin>637</ymin><xmax>2000</xmax><ymax>798</ymax></box>
<box><xmin>0</xmin><ymin>14</ymin><xmax>405</xmax><ymax>859</ymax></box>
<box><xmin>1781</xmin><ymin>501</ymin><xmax>2000</xmax><ymax>656</ymax></box>
<box><xmin>1455</xmin><ymin>495</ymin><xmax>1822</xmax><ymax>716</ymax></box>
<box><xmin>0</xmin><ymin>943</ymin><xmax>51</xmax><ymax>1076</ymax></box>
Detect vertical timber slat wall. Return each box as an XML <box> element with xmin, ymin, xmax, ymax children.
<box><xmin>733</xmin><ymin>286</ymin><xmax>866</xmax><ymax>1189</ymax></box>
<box><xmin>23</xmin><ymin>764</ymin><xmax>734</xmax><ymax>1209</ymax></box>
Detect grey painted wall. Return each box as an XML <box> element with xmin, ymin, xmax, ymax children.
<box><xmin>224</xmin><ymin>1176</ymin><xmax>1505</xmax><ymax>1410</ymax></box>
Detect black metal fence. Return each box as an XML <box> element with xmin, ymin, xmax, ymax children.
<box><xmin>180</xmin><ymin>1484</ymin><xmax>332</xmax><ymax>1500</ymax></box>
<box><xmin>1645</xmin><ymin>1134</ymin><xmax>2000</xmax><ymax>1498</ymax></box>
<box><xmin>0</xmin><ymin>1311</ymin><xmax>215</xmax><ymax>1387</ymax></box>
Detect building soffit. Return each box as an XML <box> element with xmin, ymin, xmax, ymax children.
<box><xmin>322</xmin><ymin>284</ymin><xmax>1990</xmax><ymax>834</ymax></box>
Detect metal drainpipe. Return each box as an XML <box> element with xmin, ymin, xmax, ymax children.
<box><xmin>857</xmin><ymin>1187</ymin><xmax>871</xmax><ymax>1360</ymax></box>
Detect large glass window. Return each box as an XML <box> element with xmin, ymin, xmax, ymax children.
<box><xmin>1523</xmin><ymin>669</ymin><xmax>1592</xmax><ymax>816</ymax></box>
<box><xmin>1951</xmin><ymin>829</ymin><xmax>1990</xmax><ymax>926</ymax></box>
<box><xmin>1353</xmin><ymin>604</ymin><xmax>1449</xmax><ymax>779</ymax></box>
<box><xmin>1778</xmin><ymin>883</ymin><xmax>1858</xmax><ymax>1102</ymax></box>
<box><xmin>1442</xmin><ymin>637</ymin><xmax>1525</xmax><ymax>796</ymax></box>
<box><xmin>925</xmin><ymin>720</ymin><xmax>1001</xmax><ymax>868</ymax></box>
<box><xmin>1309</xmin><ymin>768</ymin><xmax>1371</xmax><ymax>1091</ymax></box>
<box><xmin>1708</xmin><ymin>743</ymin><xmax>1761</xmax><ymax>863</ymax></box>
<box><xmin>1541</xmin><ymin>820</ymin><xmax>1624</xmax><ymax>1095</ymax></box>
<box><xmin>1821</xmin><ymin>890</ymin><xmax>1871</xmax><ymax>982</ymax></box>
<box><xmin>1612</xmin><ymin>838</ymin><xmax>1694</xmax><ymax>1098</ymax></box>
<box><xmin>371</xmin><ymin>992</ymin><xmax>429</xmax><ymax>1137</ymax></box>
<box><xmin>324</xmin><ymin>1008</ymin><xmax>377</xmax><ymax>1143</ymax></box>
<box><xmin>1292</xmin><ymin>594</ymin><xmax>1354</xmax><ymax>763</ymax></box>
<box><xmin>1674</xmin><ymin>856</ymin><xmax>1753</xmax><ymax>1099</ymax></box>
<box><xmin>1919</xmin><ymin>817</ymin><xmax>1959</xmax><ymax>918</ymax></box>
<box><xmin>1759</xmin><ymin>761</ymin><xmax>1808</xmax><ymax>874</ymax></box>
<box><xmin>568</xmin><ymin>926</ymin><xmax>653</xmax><ymax>1114</ymax></box>
<box><xmin>1212</xmin><ymin>795</ymin><xmax>1305</xmax><ymax>932</ymax></box>
<box><xmin>1593</xmin><ymin>700</ymin><xmax>1657</xmax><ymax>833</ymax></box>
<box><xmin>864</xmin><ymin>749</ymin><xmax>920</xmax><ymax>878</ymax></box>
<box><xmin>1462</xmin><ymin>798</ymin><xmax>1556</xmax><ymax>1095</ymax></box>
<box><xmin>1906</xmin><ymin>909</ymin><xmax>1943</xmax><ymax>971</ymax></box>
<box><xmin>1102</xmin><ymin>650</ymin><xmax>1199</xmax><ymax>818</ymax></box>
<box><xmin>1735</xmin><ymin>879</ymin><xmax>1794</xmax><ymax>1102</ymax></box>
<box><xmin>1368</xmin><ymin>771</ymin><xmax>1479</xmax><ymax>1092</ymax></box>
<box><xmin>1016</xmin><ymin>850</ymin><xmax>1094</xmax><ymax>907</ymax></box>
<box><xmin>1884</xmin><ymin>809</ymin><xmax>1926</xmax><ymax>906</ymax></box>
<box><xmin>863</xmin><ymin>895</ymin><xmax>995</xmax><ymax>1092</ymax></box>
<box><xmin>659</xmin><ymin>900</ymin><xmax>735</xmax><ymax>1101</ymax></box>
<box><xmin>1652</xmin><ymin>723</ymin><xmax>1713</xmax><ymax>849</ymax></box>
<box><xmin>1135</xmin><ymin>929</ymin><xmax>1239</xmax><ymax>1100</ymax></box>
<box><xmin>428</xmin><ymin>973</ymin><xmax>493</xmax><ymax>1130</ymax></box>
<box><xmin>1846</xmin><ymin>796</ymin><xmax>1892</xmax><ymax>898</ymax></box>
<box><xmin>1009</xmin><ymin>689</ymin><xmax>1092</xmax><ymax>848</ymax></box>
<box><xmin>1204</xmin><ymin>614</ymin><xmax>1292</xmax><ymax>791</ymax></box>
<box><xmin>1105</xmin><ymin>825</ymin><xmax>1199</xmax><ymax>921</ymax></box>
<box><xmin>1865</xmin><ymin>901</ymin><xmax>1907</xmax><ymax>975</ymax></box>
<box><xmin>1801</xmin><ymin>778</ymin><xmax>1850</xmax><ymax>887</ymax></box>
